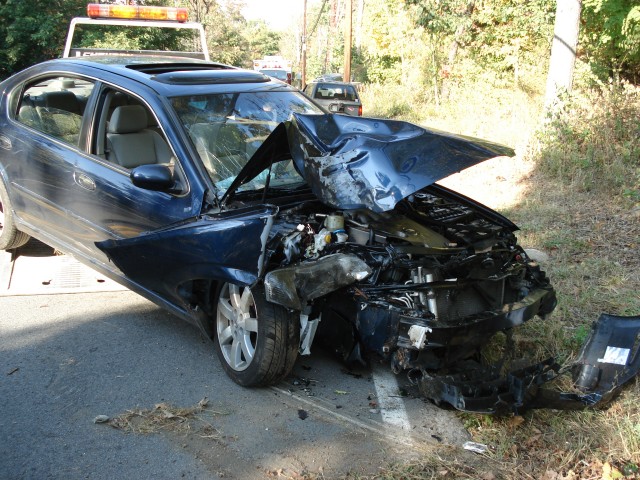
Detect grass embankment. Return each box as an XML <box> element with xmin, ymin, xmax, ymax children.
<box><xmin>357</xmin><ymin>77</ymin><xmax>640</xmax><ymax>479</ymax></box>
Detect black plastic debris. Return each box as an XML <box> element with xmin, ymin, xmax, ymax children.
<box><xmin>417</xmin><ymin>313</ymin><xmax>640</xmax><ymax>414</ymax></box>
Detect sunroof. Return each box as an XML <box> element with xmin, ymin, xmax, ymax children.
<box><xmin>151</xmin><ymin>69</ymin><xmax>270</xmax><ymax>85</ymax></box>
<box><xmin>126</xmin><ymin>62</ymin><xmax>231</xmax><ymax>75</ymax></box>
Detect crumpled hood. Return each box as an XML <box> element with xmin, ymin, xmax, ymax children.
<box><xmin>222</xmin><ymin>113</ymin><xmax>515</xmax><ymax>212</ymax></box>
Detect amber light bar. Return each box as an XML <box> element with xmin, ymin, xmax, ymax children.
<box><xmin>86</xmin><ymin>3</ymin><xmax>188</xmax><ymax>22</ymax></box>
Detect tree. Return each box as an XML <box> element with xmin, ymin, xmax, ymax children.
<box><xmin>0</xmin><ymin>0</ymin><xmax>86</xmax><ymax>79</ymax></box>
<box><xmin>544</xmin><ymin>0</ymin><xmax>581</xmax><ymax>109</ymax></box>
<box><xmin>404</xmin><ymin>0</ymin><xmax>473</xmax><ymax>104</ymax></box>
<box><xmin>581</xmin><ymin>0</ymin><xmax>640</xmax><ymax>82</ymax></box>
<box><xmin>466</xmin><ymin>0</ymin><xmax>555</xmax><ymax>85</ymax></box>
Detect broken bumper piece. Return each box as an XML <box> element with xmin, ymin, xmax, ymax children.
<box><xmin>418</xmin><ymin>313</ymin><xmax>640</xmax><ymax>414</ymax></box>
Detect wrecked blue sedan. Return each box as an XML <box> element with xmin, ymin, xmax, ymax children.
<box><xmin>1</xmin><ymin>56</ymin><xmax>636</xmax><ymax>413</ymax></box>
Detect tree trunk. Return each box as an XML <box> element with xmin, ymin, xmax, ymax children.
<box><xmin>441</xmin><ymin>1</ymin><xmax>475</xmax><ymax>101</ymax></box>
<box><xmin>544</xmin><ymin>0</ymin><xmax>582</xmax><ymax>110</ymax></box>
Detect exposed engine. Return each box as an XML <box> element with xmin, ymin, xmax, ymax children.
<box><xmin>263</xmin><ymin>185</ymin><xmax>556</xmax><ymax>371</ymax></box>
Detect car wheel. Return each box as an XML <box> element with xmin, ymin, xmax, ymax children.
<box><xmin>214</xmin><ymin>283</ymin><xmax>299</xmax><ymax>387</ymax></box>
<box><xmin>0</xmin><ymin>179</ymin><xmax>30</xmax><ymax>250</ymax></box>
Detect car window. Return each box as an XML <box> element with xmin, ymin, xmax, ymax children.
<box><xmin>15</xmin><ymin>76</ymin><xmax>95</xmax><ymax>146</ymax></box>
<box><xmin>172</xmin><ymin>91</ymin><xmax>322</xmax><ymax>193</ymax></box>
<box><xmin>89</xmin><ymin>87</ymin><xmax>187</xmax><ymax>192</ymax></box>
<box><xmin>313</xmin><ymin>83</ymin><xmax>359</xmax><ymax>102</ymax></box>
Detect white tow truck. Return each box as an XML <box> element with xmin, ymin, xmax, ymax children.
<box><xmin>63</xmin><ymin>3</ymin><xmax>209</xmax><ymax>60</ymax></box>
<box><xmin>253</xmin><ymin>55</ymin><xmax>293</xmax><ymax>84</ymax></box>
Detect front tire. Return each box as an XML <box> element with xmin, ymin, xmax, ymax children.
<box><xmin>214</xmin><ymin>283</ymin><xmax>299</xmax><ymax>387</ymax></box>
<box><xmin>0</xmin><ymin>179</ymin><xmax>30</xmax><ymax>250</ymax></box>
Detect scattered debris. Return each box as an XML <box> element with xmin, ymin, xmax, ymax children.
<box><xmin>419</xmin><ymin>313</ymin><xmax>640</xmax><ymax>414</ymax></box>
<box><xmin>297</xmin><ymin>409</ymin><xmax>308</xmax><ymax>420</ymax></box>
<box><xmin>93</xmin><ymin>415</ymin><xmax>110</xmax><ymax>424</ymax></box>
<box><xmin>341</xmin><ymin>368</ymin><xmax>363</xmax><ymax>379</ymax></box>
<box><xmin>7</xmin><ymin>367</ymin><xmax>19</xmax><ymax>376</ymax></box>
<box><xmin>463</xmin><ymin>441</ymin><xmax>489</xmax><ymax>454</ymax></box>
<box><xmin>105</xmin><ymin>397</ymin><xmax>215</xmax><ymax>434</ymax></box>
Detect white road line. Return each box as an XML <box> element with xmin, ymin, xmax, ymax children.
<box><xmin>371</xmin><ymin>365</ymin><xmax>412</xmax><ymax>432</ymax></box>
<box><xmin>270</xmin><ymin>386</ymin><xmax>416</xmax><ymax>448</ymax></box>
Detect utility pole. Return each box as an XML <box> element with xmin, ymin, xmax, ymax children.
<box><xmin>343</xmin><ymin>0</ymin><xmax>352</xmax><ymax>82</ymax></box>
<box><xmin>301</xmin><ymin>0</ymin><xmax>307</xmax><ymax>89</ymax></box>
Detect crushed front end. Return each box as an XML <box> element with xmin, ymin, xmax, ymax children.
<box><xmin>260</xmin><ymin>182</ymin><xmax>557</xmax><ymax>411</ymax></box>
<box><xmin>223</xmin><ymin>113</ymin><xmax>640</xmax><ymax>413</ymax></box>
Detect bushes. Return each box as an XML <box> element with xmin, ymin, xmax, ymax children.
<box><xmin>532</xmin><ymin>83</ymin><xmax>640</xmax><ymax>195</ymax></box>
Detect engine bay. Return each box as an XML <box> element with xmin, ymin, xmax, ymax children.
<box><xmin>263</xmin><ymin>184</ymin><xmax>556</xmax><ymax>373</ymax></box>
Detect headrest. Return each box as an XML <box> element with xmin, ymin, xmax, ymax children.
<box><xmin>43</xmin><ymin>91</ymin><xmax>80</xmax><ymax>114</ymax></box>
<box><xmin>108</xmin><ymin>105</ymin><xmax>148</xmax><ymax>134</ymax></box>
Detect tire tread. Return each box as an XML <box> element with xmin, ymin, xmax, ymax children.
<box><xmin>0</xmin><ymin>179</ymin><xmax>30</xmax><ymax>251</ymax></box>
<box><xmin>214</xmin><ymin>284</ymin><xmax>299</xmax><ymax>387</ymax></box>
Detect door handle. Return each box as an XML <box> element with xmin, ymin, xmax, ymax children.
<box><xmin>73</xmin><ymin>171</ymin><xmax>96</xmax><ymax>191</ymax></box>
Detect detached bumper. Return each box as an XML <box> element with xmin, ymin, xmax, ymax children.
<box><xmin>418</xmin><ymin>313</ymin><xmax>640</xmax><ymax>414</ymax></box>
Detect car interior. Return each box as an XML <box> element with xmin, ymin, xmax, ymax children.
<box><xmin>105</xmin><ymin>104</ymin><xmax>173</xmax><ymax>168</ymax></box>
<box><xmin>17</xmin><ymin>77</ymin><xmax>93</xmax><ymax>145</ymax></box>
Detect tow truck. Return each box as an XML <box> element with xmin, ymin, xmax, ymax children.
<box><xmin>63</xmin><ymin>3</ymin><xmax>209</xmax><ymax>60</ymax></box>
<box><xmin>253</xmin><ymin>55</ymin><xmax>293</xmax><ymax>84</ymax></box>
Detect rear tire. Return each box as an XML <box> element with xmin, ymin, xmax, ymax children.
<box><xmin>214</xmin><ymin>283</ymin><xmax>299</xmax><ymax>387</ymax></box>
<box><xmin>0</xmin><ymin>179</ymin><xmax>30</xmax><ymax>250</ymax></box>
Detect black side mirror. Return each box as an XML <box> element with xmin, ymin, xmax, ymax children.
<box><xmin>130</xmin><ymin>164</ymin><xmax>175</xmax><ymax>192</ymax></box>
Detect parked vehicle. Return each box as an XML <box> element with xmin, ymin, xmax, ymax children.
<box><xmin>304</xmin><ymin>81</ymin><xmax>362</xmax><ymax>116</ymax></box>
<box><xmin>312</xmin><ymin>73</ymin><xmax>343</xmax><ymax>82</ymax></box>
<box><xmin>253</xmin><ymin>56</ymin><xmax>293</xmax><ymax>84</ymax></box>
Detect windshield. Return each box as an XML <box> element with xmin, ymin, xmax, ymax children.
<box><xmin>259</xmin><ymin>69</ymin><xmax>288</xmax><ymax>81</ymax></box>
<box><xmin>172</xmin><ymin>91</ymin><xmax>322</xmax><ymax>194</ymax></box>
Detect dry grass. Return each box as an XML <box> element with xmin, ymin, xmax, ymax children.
<box><xmin>107</xmin><ymin>397</ymin><xmax>222</xmax><ymax>438</ymax></box>
<box><xmin>361</xmin><ymin>75</ymin><xmax>640</xmax><ymax>479</ymax></box>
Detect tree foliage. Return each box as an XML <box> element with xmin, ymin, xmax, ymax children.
<box><xmin>0</xmin><ymin>0</ymin><xmax>282</xmax><ymax>80</ymax></box>
<box><xmin>466</xmin><ymin>0</ymin><xmax>555</xmax><ymax>79</ymax></box>
<box><xmin>0</xmin><ymin>0</ymin><xmax>85</xmax><ymax>78</ymax></box>
<box><xmin>1</xmin><ymin>0</ymin><xmax>639</xmax><ymax>88</ymax></box>
<box><xmin>582</xmin><ymin>0</ymin><xmax>640</xmax><ymax>82</ymax></box>
<box><xmin>183</xmin><ymin>0</ymin><xmax>280</xmax><ymax>68</ymax></box>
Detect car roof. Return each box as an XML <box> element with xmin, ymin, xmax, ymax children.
<box><xmin>21</xmin><ymin>56</ymin><xmax>295</xmax><ymax>97</ymax></box>
<box><xmin>309</xmin><ymin>81</ymin><xmax>357</xmax><ymax>88</ymax></box>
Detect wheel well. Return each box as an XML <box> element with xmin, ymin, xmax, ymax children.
<box><xmin>177</xmin><ymin>278</ymin><xmax>222</xmax><ymax>338</ymax></box>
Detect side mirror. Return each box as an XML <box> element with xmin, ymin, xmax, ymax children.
<box><xmin>130</xmin><ymin>164</ymin><xmax>175</xmax><ymax>192</ymax></box>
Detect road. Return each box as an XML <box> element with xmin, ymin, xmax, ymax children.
<box><xmin>0</xmin><ymin>245</ymin><xmax>470</xmax><ymax>479</ymax></box>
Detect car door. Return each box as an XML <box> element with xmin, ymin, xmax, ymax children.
<box><xmin>61</xmin><ymin>84</ymin><xmax>201</xmax><ymax>265</ymax></box>
<box><xmin>9</xmin><ymin>75</ymin><xmax>201</xmax><ymax>269</ymax></box>
<box><xmin>7</xmin><ymin>74</ymin><xmax>99</xmax><ymax>250</ymax></box>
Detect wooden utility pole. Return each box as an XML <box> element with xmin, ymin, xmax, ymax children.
<box><xmin>343</xmin><ymin>0</ymin><xmax>352</xmax><ymax>82</ymax></box>
<box><xmin>301</xmin><ymin>0</ymin><xmax>307</xmax><ymax>89</ymax></box>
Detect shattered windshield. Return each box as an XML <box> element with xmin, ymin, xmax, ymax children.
<box><xmin>172</xmin><ymin>91</ymin><xmax>322</xmax><ymax>194</ymax></box>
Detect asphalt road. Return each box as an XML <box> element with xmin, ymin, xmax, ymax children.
<box><xmin>0</xmin><ymin>249</ymin><xmax>470</xmax><ymax>479</ymax></box>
